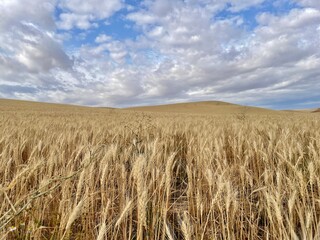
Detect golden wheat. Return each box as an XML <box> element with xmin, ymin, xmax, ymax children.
<box><xmin>0</xmin><ymin>100</ymin><xmax>319</xmax><ymax>239</ymax></box>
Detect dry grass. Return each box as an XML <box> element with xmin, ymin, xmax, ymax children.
<box><xmin>0</xmin><ymin>99</ymin><xmax>320</xmax><ymax>239</ymax></box>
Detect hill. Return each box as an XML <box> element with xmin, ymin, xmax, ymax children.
<box><xmin>285</xmin><ymin>108</ymin><xmax>320</xmax><ymax>113</ymax></box>
<box><xmin>0</xmin><ymin>98</ymin><xmax>298</xmax><ymax>115</ymax></box>
<box><xmin>0</xmin><ymin>98</ymin><xmax>114</xmax><ymax>113</ymax></box>
<box><xmin>124</xmin><ymin>101</ymin><xmax>278</xmax><ymax>115</ymax></box>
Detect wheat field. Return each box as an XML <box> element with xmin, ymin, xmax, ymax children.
<box><xmin>0</xmin><ymin>99</ymin><xmax>320</xmax><ymax>239</ymax></box>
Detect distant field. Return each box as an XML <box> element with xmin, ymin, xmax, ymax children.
<box><xmin>124</xmin><ymin>101</ymin><xmax>279</xmax><ymax>115</ymax></box>
<box><xmin>0</xmin><ymin>99</ymin><xmax>319</xmax><ymax>239</ymax></box>
<box><xmin>285</xmin><ymin>108</ymin><xmax>320</xmax><ymax>113</ymax></box>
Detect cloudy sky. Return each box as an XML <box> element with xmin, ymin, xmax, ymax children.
<box><xmin>0</xmin><ymin>0</ymin><xmax>320</xmax><ymax>109</ymax></box>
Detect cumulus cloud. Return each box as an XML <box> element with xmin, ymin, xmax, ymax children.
<box><xmin>57</xmin><ymin>13</ymin><xmax>94</xmax><ymax>30</ymax></box>
<box><xmin>0</xmin><ymin>0</ymin><xmax>73</xmax><ymax>100</ymax></box>
<box><xmin>0</xmin><ymin>0</ymin><xmax>56</xmax><ymax>31</ymax></box>
<box><xmin>122</xmin><ymin>1</ymin><xmax>320</xmax><ymax>107</ymax></box>
<box><xmin>57</xmin><ymin>0</ymin><xmax>123</xmax><ymax>30</ymax></box>
<box><xmin>1</xmin><ymin>0</ymin><xmax>320</xmax><ymax>109</ymax></box>
<box><xmin>0</xmin><ymin>23</ymin><xmax>72</xmax><ymax>74</ymax></box>
<box><xmin>295</xmin><ymin>0</ymin><xmax>320</xmax><ymax>9</ymax></box>
<box><xmin>95</xmin><ymin>34</ymin><xmax>112</xmax><ymax>43</ymax></box>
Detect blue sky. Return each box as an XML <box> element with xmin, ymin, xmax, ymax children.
<box><xmin>0</xmin><ymin>0</ymin><xmax>320</xmax><ymax>109</ymax></box>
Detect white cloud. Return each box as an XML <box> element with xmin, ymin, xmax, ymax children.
<box><xmin>126</xmin><ymin>12</ymin><xmax>158</xmax><ymax>26</ymax></box>
<box><xmin>95</xmin><ymin>34</ymin><xmax>112</xmax><ymax>43</ymax></box>
<box><xmin>1</xmin><ymin>0</ymin><xmax>320</xmax><ymax>109</ymax></box>
<box><xmin>228</xmin><ymin>0</ymin><xmax>266</xmax><ymax>12</ymax></box>
<box><xmin>120</xmin><ymin>2</ymin><xmax>320</xmax><ymax>107</ymax></box>
<box><xmin>295</xmin><ymin>0</ymin><xmax>320</xmax><ymax>9</ymax></box>
<box><xmin>0</xmin><ymin>22</ymin><xmax>72</xmax><ymax>73</ymax></box>
<box><xmin>0</xmin><ymin>0</ymin><xmax>56</xmax><ymax>31</ymax></box>
<box><xmin>83</xmin><ymin>39</ymin><xmax>128</xmax><ymax>63</ymax></box>
<box><xmin>57</xmin><ymin>0</ymin><xmax>123</xmax><ymax>30</ymax></box>
<box><xmin>57</xmin><ymin>13</ymin><xmax>94</xmax><ymax>30</ymax></box>
<box><xmin>0</xmin><ymin>0</ymin><xmax>72</xmax><ymax>74</ymax></box>
<box><xmin>58</xmin><ymin>0</ymin><xmax>123</xmax><ymax>18</ymax></box>
<box><xmin>0</xmin><ymin>0</ymin><xmax>73</xmax><ymax>101</ymax></box>
<box><xmin>257</xmin><ymin>8</ymin><xmax>320</xmax><ymax>31</ymax></box>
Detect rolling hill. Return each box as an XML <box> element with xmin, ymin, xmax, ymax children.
<box><xmin>285</xmin><ymin>108</ymin><xmax>320</xmax><ymax>113</ymax></box>
<box><xmin>0</xmin><ymin>98</ymin><xmax>114</xmax><ymax>113</ymax></box>
<box><xmin>124</xmin><ymin>101</ymin><xmax>278</xmax><ymax>115</ymax></box>
<box><xmin>0</xmin><ymin>98</ymin><xmax>305</xmax><ymax>115</ymax></box>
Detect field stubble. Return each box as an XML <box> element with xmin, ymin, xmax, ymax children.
<box><xmin>0</xmin><ymin>104</ymin><xmax>320</xmax><ymax>239</ymax></box>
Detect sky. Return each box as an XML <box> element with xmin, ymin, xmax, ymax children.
<box><xmin>0</xmin><ymin>0</ymin><xmax>320</xmax><ymax>109</ymax></box>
